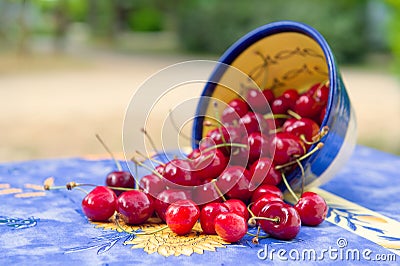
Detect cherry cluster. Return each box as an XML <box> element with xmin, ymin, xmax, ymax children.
<box><xmin>55</xmin><ymin>81</ymin><xmax>330</xmax><ymax>243</ymax></box>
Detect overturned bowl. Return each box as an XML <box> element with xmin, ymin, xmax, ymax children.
<box><xmin>192</xmin><ymin>20</ymin><xmax>357</xmax><ymax>190</ymax></box>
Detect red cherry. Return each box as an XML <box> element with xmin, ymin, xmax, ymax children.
<box><xmin>251</xmin><ymin>193</ymin><xmax>283</xmax><ymax>217</ymax></box>
<box><xmin>282</xmin><ymin>89</ymin><xmax>299</xmax><ymax>109</ymax></box>
<box><xmin>200</xmin><ymin>126</ymin><xmax>244</xmax><ymax>156</ymax></box>
<box><xmin>249</xmin><ymin>157</ymin><xmax>282</xmax><ymax>187</ymax></box>
<box><xmin>215</xmin><ymin>212</ymin><xmax>248</xmax><ymax>242</ymax></box>
<box><xmin>319</xmin><ymin>107</ymin><xmax>327</xmax><ymax>125</ymax></box>
<box><xmin>165</xmin><ymin>199</ymin><xmax>200</xmax><ymax>235</ymax></box>
<box><xmin>192</xmin><ymin>179</ymin><xmax>222</xmax><ymax>207</ymax></box>
<box><xmin>117</xmin><ymin>190</ymin><xmax>154</xmax><ymax>225</ymax></box>
<box><xmin>223</xmin><ymin>199</ymin><xmax>249</xmax><ymax>221</ymax></box>
<box><xmin>262</xmin><ymin>89</ymin><xmax>275</xmax><ymax>105</ymax></box>
<box><xmin>106</xmin><ymin>171</ymin><xmax>135</xmax><ymax>196</ymax></box>
<box><xmin>246</xmin><ymin>132</ymin><xmax>270</xmax><ymax>164</ymax></box>
<box><xmin>82</xmin><ymin>186</ymin><xmax>117</xmax><ymax>222</ymax></box>
<box><xmin>294</xmin><ymin>192</ymin><xmax>328</xmax><ymax>226</ymax></box>
<box><xmin>191</xmin><ymin>148</ymin><xmax>228</xmax><ymax>181</ymax></box>
<box><xmin>221</xmin><ymin>98</ymin><xmax>249</xmax><ymax>124</ymax></box>
<box><xmin>271</xmin><ymin>96</ymin><xmax>290</xmax><ymax>114</ymax></box>
<box><xmin>239</xmin><ymin>112</ymin><xmax>267</xmax><ymax>135</ymax></box>
<box><xmin>246</xmin><ymin>88</ymin><xmax>270</xmax><ymax>114</ymax></box>
<box><xmin>216</xmin><ymin>166</ymin><xmax>252</xmax><ymax>202</ymax></box>
<box><xmin>314</xmin><ymin>85</ymin><xmax>329</xmax><ymax>105</ymax></box>
<box><xmin>251</xmin><ymin>184</ymin><xmax>283</xmax><ymax>202</ymax></box>
<box><xmin>163</xmin><ymin>159</ymin><xmax>200</xmax><ymax>187</ymax></box>
<box><xmin>283</xmin><ymin>118</ymin><xmax>320</xmax><ymax>143</ymax></box>
<box><xmin>200</xmin><ymin>202</ymin><xmax>229</xmax><ymax>234</ymax></box>
<box><xmin>269</xmin><ymin>133</ymin><xmax>306</xmax><ymax>165</ymax></box>
<box><xmin>154</xmin><ymin>189</ymin><xmax>191</xmax><ymax>221</ymax></box>
<box><xmin>154</xmin><ymin>164</ymin><xmax>165</xmax><ymax>176</ymax></box>
<box><xmin>294</xmin><ymin>94</ymin><xmax>322</xmax><ymax>118</ymax></box>
<box><xmin>258</xmin><ymin>201</ymin><xmax>301</xmax><ymax>240</ymax></box>
<box><xmin>139</xmin><ymin>174</ymin><xmax>166</xmax><ymax>199</ymax></box>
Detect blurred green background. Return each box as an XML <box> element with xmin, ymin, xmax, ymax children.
<box><xmin>0</xmin><ymin>0</ymin><xmax>399</xmax><ymax>161</ymax></box>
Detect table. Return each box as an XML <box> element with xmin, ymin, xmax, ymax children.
<box><xmin>1</xmin><ymin>146</ymin><xmax>399</xmax><ymax>265</ymax></box>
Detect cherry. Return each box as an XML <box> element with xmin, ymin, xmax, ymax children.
<box><xmin>82</xmin><ymin>186</ymin><xmax>117</xmax><ymax>222</ymax></box>
<box><xmin>214</xmin><ymin>212</ymin><xmax>248</xmax><ymax>242</ymax></box>
<box><xmin>106</xmin><ymin>171</ymin><xmax>135</xmax><ymax>196</ymax></box>
<box><xmin>154</xmin><ymin>164</ymin><xmax>165</xmax><ymax>176</ymax></box>
<box><xmin>154</xmin><ymin>189</ymin><xmax>191</xmax><ymax>221</ymax></box>
<box><xmin>165</xmin><ymin>199</ymin><xmax>200</xmax><ymax>235</ymax></box>
<box><xmin>191</xmin><ymin>148</ymin><xmax>228</xmax><ymax>181</ymax></box>
<box><xmin>200</xmin><ymin>125</ymin><xmax>243</xmax><ymax>156</ymax></box>
<box><xmin>269</xmin><ymin>132</ymin><xmax>306</xmax><ymax>165</ymax></box>
<box><xmin>139</xmin><ymin>174</ymin><xmax>166</xmax><ymax>199</ymax></box>
<box><xmin>251</xmin><ymin>184</ymin><xmax>283</xmax><ymax>202</ymax></box>
<box><xmin>294</xmin><ymin>191</ymin><xmax>328</xmax><ymax>226</ymax></box>
<box><xmin>117</xmin><ymin>190</ymin><xmax>154</xmax><ymax>225</ymax></box>
<box><xmin>307</xmin><ymin>82</ymin><xmax>329</xmax><ymax>106</ymax></box>
<box><xmin>251</xmin><ymin>193</ymin><xmax>283</xmax><ymax>217</ymax></box>
<box><xmin>294</xmin><ymin>94</ymin><xmax>322</xmax><ymax>118</ymax></box>
<box><xmin>200</xmin><ymin>202</ymin><xmax>229</xmax><ymax>235</ymax></box>
<box><xmin>221</xmin><ymin>98</ymin><xmax>248</xmax><ymax>124</ymax></box>
<box><xmin>258</xmin><ymin>201</ymin><xmax>301</xmax><ymax>240</ymax></box>
<box><xmin>319</xmin><ymin>107</ymin><xmax>327</xmax><ymax>125</ymax></box>
<box><xmin>163</xmin><ymin>159</ymin><xmax>200</xmax><ymax>187</ymax></box>
<box><xmin>192</xmin><ymin>179</ymin><xmax>223</xmax><ymax>207</ymax></box>
<box><xmin>246</xmin><ymin>132</ymin><xmax>270</xmax><ymax>164</ymax></box>
<box><xmin>271</xmin><ymin>96</ymin><xmax>290</xmax><ymax>114</ymax></box>
<box><xmin>239</xmin><ymin>112</ymin><xmax>267</xmax><ymax>135</ymax></box>
<box><xmin>249</xmin><ymin>157</ymin><xmax>281</xmax><ymax>187</ymax></box>
<box><xmin>283</xmin><ymin>118</ymin><xmax>320</xmax><ymax>143</ymax></box>
<box><xmin>223</xmin><ymin>199</ymin><xmax>249</xmax><ymax>221</ymax></box>
<box><xmin>262</xmin><ymin>89</ymin><xmax>275</xmax><ymax>105</ymax></box>
<box><xmin>246</xmin><ymin>88</ymin><xmax>270</xmax><ymax>114</ymax></box>
<box><xmin>216</xmin><ymin>166</ymin><xmax>252</xmax><ymax>202</ymax></box>
<box><xmin>282</xmin><ymin>89</ymin><xmax>299</xmax><ymax>109</ymax></box>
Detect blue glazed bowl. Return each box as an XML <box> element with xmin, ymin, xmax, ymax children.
<box><xmin>192</xmin><ymin>21</ymin><xmax>357</xmax><ymax>190</ymax></box>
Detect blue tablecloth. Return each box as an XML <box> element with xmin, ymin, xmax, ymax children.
<box><xmin>1</xmin><ymin>146</ymin><xmax>399</xmax><ymax>265</ymax></box>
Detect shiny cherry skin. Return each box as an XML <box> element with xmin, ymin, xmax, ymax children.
<box><xmin>294</xmin><ymin>94</ymin><xmax>322</xmax><ymax>118</ymax></box>
<box><xmin>319</xmin><ymin>107</ymin><xmax>327</xmax><ymax>125</ymax></box>
<box><xmin>154</xmin><ymin>189</ymin><xmax>191</xmax><ymax>221</ymax></box>
<box><xmin>222</xmin><ymin>98</ymin><xmax>249</xmax><ymax>124</ymax></box>
<box><xmin>239</xmin><ymin>112</ymin><xmax>267</xmax><ymax>135</ymax></box>
<box><xmin>191</xmin><ymin>148</ymin><xmax>228</xmax><ymax>181</ymax></box>
<box><xmin>165</xmin><ymin>199</ymin><xmax>200</xmax><ymax>235</ymax></box>
<box><xmin>249</xmin><ymin>157</ymin><xmax>282</xmax><ymax>188</ymax></box>
<box><xmin>200</xmin><ymin>202</ymin><xmax>229</xmax><ymax>235</ymax></box>
<box><xmin>294</xmin><ymin>192</ymin><xmax>328</xmax><ymax>226</ymax></box>
<box><xmin>192</xmin><ymin>179</ymin><xmax>223</xmax><ymax>207</ymax></box>
<box><xmin>117</xmin><ymin>190</ymin><xmax>154</xmax><ymax>225</ymax></box>
<box><xmin>307</xmin><ymin>82</ymin><xmax>329</xmax><ymax>106</ymax></box>
<box><xmin>246</xmin><ymin>132</ymin><xmax>270</xmax><ymax>165</ymax></box>
<box><xmin>200</xmin><ymin>126</ymin><xmax>244</xmax><ymax>156</ymax></box>
<box><xmin>251</xmin><ymin>184</ymin><xmax>283</xmax><ymax>203</ymax></box>
<box><xmin>223</xmin><ymin>199</ymin><xmax>249</xmax><ymax>221</ymax></box>
<box><xmin>139</xmin><ymin>174</ymin><xmax>166</xmax><ymax>199</ymax></box>
<box><xmin>251</xmin><ymin>193</ymin><xmax>283</xmax><ymax>217</ymax></box>
<box><xmin>246</xmin><ymin>88</ymin><xmax>270</xmax><ymax>114</ymax></box>
<box><xmin>271</xmin><ymin>96</ymin><xmax>291</xmax><ymax>114</ymax></box>
<box><xmin>262</xmin><ymin>89</ymin><xmax>275</xmax><ymax>105</ymax></box>
<box><xmin>258</xmin><ymin>201</ymin><xmax>301</xmax><ymax>240</ymax></box>
<box><xmin>154</xmin><ymin>164</ymin><xmax>165</xmax><ymax>176</ymax></box>
<box><xmin>283</xmin><ymin>118</ymin><xmax>320</xmax><ymax>143</ymax></box>
<box><xmin>82</xmin><ymin>186</ymin><xmax>117</xmax><ymax>222</ymax></box>
<box><xmin>269</xmin><ymin>133</ymin><xmax>306</xmax><ymax>165</ymax></box>
<box><xmin>216</xmin><ymin>166</ymin><xmax>252</xmax><ymax>202</ymax></box>
<box><xmin>282</xmin><ymin>89</ymin><xmax>299</xmax><ymax>109</ymax></box>
<box><xmin>163</xmin><ymin>159</ymin><xmax>200</xmax><ymax>187</ymax></box>
<box><xmin>106</xmin><ymin>171</ymin><xmax>135</xmax><ymax>196</ymax></box>
<box><xmin>214</xmin><ymin>212</ymin><xmax>248</xmax><ymax>242</ymax></box>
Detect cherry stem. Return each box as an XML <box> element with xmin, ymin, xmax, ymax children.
<box><xmin>269</xmin><ymin>127</ymin><xmax>283</xmax><ymax>134</ymax></box>
<box><xmin>201</xmin><ymin>142</ymin><xmax>248</xmax><ymax>154</ymax></box>
<box><xmin>168</xmin><ymin>109</ymin><xmax>193</xmax><ymax>142</ymax></box>
<box><xmin>295</xmin><ymin>159</ymin><xmax>305</xmax><ymax>196</ymax></box>
<box><xmin>131</xmin><ymin>156</ymin><xmax>164</xmax><ymax>180</ymax></box>
<box><xmin>264</xmin><ymin>113</ymin><xmax>291</xmax><ymax>120</ymax></box>
<box><xmin>44</xmin><ymin>182</ymin><xmax>136</xmax><ymax>192</ymax></box>
<box><xmin>248</xmin><ymin>216</ymin><xmax>280</xmax><ymax>225</ymax></box>
<box><xmin>95</xmin><ymin>134</ymin><xmax>122</xmax><ymax>171</ymax></box>
<box><xmin>135</xmin><ymin>150</ymin><xmax>166</xmax><ymax>166</ymax></box>
<box><xmin>211</xmin><ymin>179</ymin><xmax>226</xmax><ymax>202</ymax></box>
<box><xmin>115</xmin><ymin>214</ymin><xmax>168</xmax><ymax>235</ymax></box>
<box><xmin>300</xmin><ymin>126</ymin><xmax>329</xmax><ymax>145</ymax></box>
<box><xmin>275</xmin><ymin>142</ymin><xmax>324</xmax><ymax>170</ymax></box>
<box><xmin>287</xmin><ymin>110</ymin><xmax>302</xmax><ymax>120</ymax></box>
<box><xmin>141</xmin><ymin>128</ymin><xmax>158</xmax><ymax>154</ymax></box>
<box><xmin>134</xmin><ymin>160</ymin><xmax>139</xmax><ymax>190</ymax></box>
<box><xmin>281</xmin><ymin>171</ymin><xmax>299</xmax><ymax>202</ymax></box>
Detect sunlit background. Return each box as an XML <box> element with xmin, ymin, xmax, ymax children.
<box><xmin>0</xmin><ymin>0</ymin><xmax>399</xmax><ymax>162</ymax></box>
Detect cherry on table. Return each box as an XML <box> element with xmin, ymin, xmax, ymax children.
<box><xmin>214</xmin><ymin>212</ymin><xmax>248</xmax><ymax>242</ymax></box>
<box><xmin>258</xmin><ymin>201</ymin><xmax>301</xmax><ymax>240</ymax></box>
<box><xmin>192</xmin><ymin>179</ymin><xmax>223</xmax><ymax>207</ymax></box>
<box><xmin>165</xmin><ymin>199</ymin><xmax>200</xmax><ymax>235</ymax></box>
<box><xmin>223</xmin><ymin>198</ymin><xmax>249</xmax><ymax>221</ymax></box>
<box><xmin>200</xmin><ymin>202</ymin><xmax>229</xmax><ymax>235</ymax></box>
<box><xmin>117</xmin><ymin>190</ymin><xmax>154</xmax><ymax>225</ymax></box>
<box><xmin>154</xmin><ymin>189</ymin><xmax>191</xmax><ymax>222</ymax></box>
<box><xmin>139</xmin><ymin>174</ymin><xmax>166</xmax><ymax>199</ymax></box>
<box><xmin>163</xmin><ymin>159</ymin><xmax>200</xmax><ymax>187</ymax></box>
<box><xmin>294</xmin><ymin>191</ymin><xmax>328</xmax><ymax>226</ymax></box>
<box><xmin>251</xmin><ymin>184</ymin><xmax>283</xmax><ymax>203</ymax></box>
<box><xmin>82</xmin><ymin>186</ymin><xmax>117</xmax><ymax>222</ymax></box>
<box><xmin>106</xmin><ymin>171</ymin><xmax>135</xmax><ymax>196</ymax></box>
<box><xmin>191</xmin><ymin>148</ymin><xmax>228</xmax><ymax>181</ymax></box>
<box><xmin>249</xmin><ymin>157</ymin><xmax>281</xmax><ymax>187</ymax></box>
<box><xmin>216</xmin><ymin>166</ymin><xmax>252</xmax><ymax>202</ymax></box>
<box><xmin>251</xmin><ymin>193</ymin><xmax>283</xmax><ymax>217</ymax></box>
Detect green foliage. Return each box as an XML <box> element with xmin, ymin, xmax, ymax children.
<box><xmin>176</xmin><ymin>0</ymin><xmax>368</xmax><ymax>63</ymax></box>
<box><xmin>127</xmin><ymin>7</ymin><xmax>164</xmax><ymax>32</ymax></box>
<box><xmin>386</xmin><ymin>0</ymin><xmax>400</xmax><ymax>74</ymax></box>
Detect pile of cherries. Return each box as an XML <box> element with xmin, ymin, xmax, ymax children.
<box><xmin>67</xmin><ymin>81</ymin><xmax>330</xmax><ymax>243</ymax></box>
